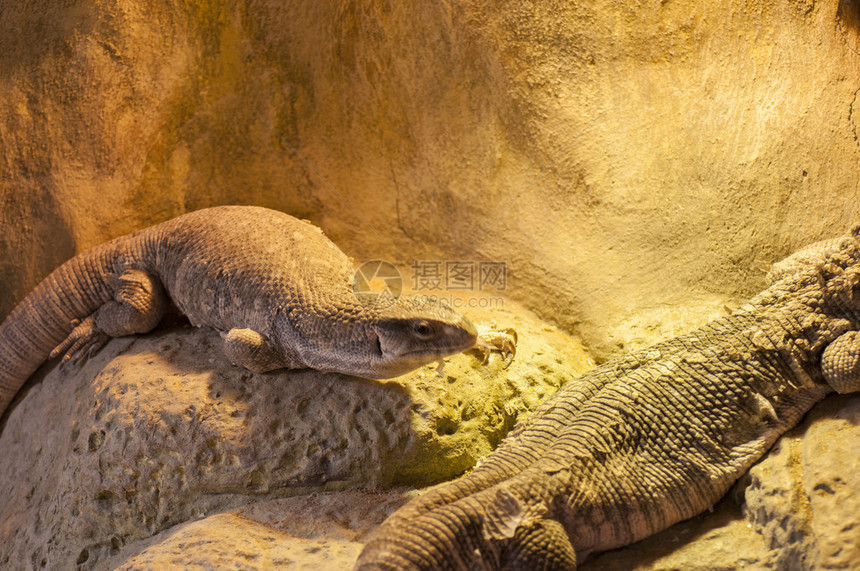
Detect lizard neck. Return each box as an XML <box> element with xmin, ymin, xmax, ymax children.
<box><xmin>273</xmin><ymin>299</ymin><xmax>383</xmax><ymax>377</ymax></box>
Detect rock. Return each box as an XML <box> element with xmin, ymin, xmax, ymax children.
<box><xmin>744</xmin><ymin>394</ymin><xmax>860</xmax><ymax>570</ymax></box>
<box><xmin>80</xmin><ymin>384</ymin><xmax>860</xmax><ymax>571</ymax></box>
<box><xmin>0</xmin><ymin>301</ymin><xmax>591</xmax><ymax>569</ymax></box>
<box><xmin>107</xmin><ymin>491</ymin><xmax>412</xmax><ymax>571</ymax></box>
<box><xmin>3</xmin><ymin>301</ymin><xmax>859</xmax><ymax>570</ymax></box>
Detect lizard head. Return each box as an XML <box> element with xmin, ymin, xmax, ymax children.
<box><xmin>369</xmin><ymin>296</ymin><xmax>478</xmax><ymax>378</ymax></box>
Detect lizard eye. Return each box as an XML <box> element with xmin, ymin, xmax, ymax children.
<box><xmin>412</xmin><ymin>320</ymin><xmax>436</xmax><ymax>340</ymax></box>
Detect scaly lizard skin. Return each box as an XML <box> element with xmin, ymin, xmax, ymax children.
<box><xmin>0</xmin><ymin>205</ymin><xmax>481</xmax><ymax>418</ymax></box>
<box><xmin>355</xmin><ymin>228</ymin><xmax>860</xmax><ymax>570</ymax></box>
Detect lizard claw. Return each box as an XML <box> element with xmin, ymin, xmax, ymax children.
<box><xmin>473</xmin><ymin>326</ymin><xmax>518</xmax><ymax>368</ymax></box>
<box><xmin>51</xmin><ymin>316</ymin><xmax>110</xmax><ymax>365</ymax></box>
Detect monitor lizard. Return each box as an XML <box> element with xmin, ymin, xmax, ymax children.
<box><xmin>0</xmin><ymin>205</ymin><xmax>509</xmax><ymax>419</ymax></box>
<box><xmin>355</xmin><ymin>227</ymin><xmax>860</xmax><ymax>570</ymax></box>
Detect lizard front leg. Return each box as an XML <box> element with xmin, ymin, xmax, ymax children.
<box><xmin>51</xmin><ymin>269</ymin><xmax>169</xmax><ymax>363</ymax></box>
<box><xmin>483</xmin><ymin>488</ymin><xmax>578</xmax><ymax>570</ymax></box>
<box><xmin>821</xmin><ymin>330</ymin><xmax>860</xmax><ymax>394</ymax></box>
<box><xmin>221</xmin><ymin>328</ymin><xmax>301</xmax><ymax>373</ymax></box>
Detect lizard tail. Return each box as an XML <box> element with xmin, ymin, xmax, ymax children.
<box><xmin>355</xmin><ymin>499</ymin><xmax>488</xmax><ymax>570</ymax></box>
<box><xmin>354</xmin><ymin>490</ymin><xmax>578</xmax><ymax>570</ymax></box>
<box><xmin>0</xmin><ymin>247</ymin><xmax>118</xmax><ymax>418</ymax></box>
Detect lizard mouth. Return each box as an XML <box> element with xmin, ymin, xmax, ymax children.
<box><xmin>398</xmin><ymin>337</ymin><xmax>476</xmax><ymax>357</ymax></box>
<box><xmin>372</xmin><ymin>337</ymin><xmax>476</xmax><ymax>378</ymax></box>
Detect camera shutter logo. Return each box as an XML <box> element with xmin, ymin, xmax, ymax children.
<box><xmin>353</xmin><ymin>260</ymin><xmax>403</xmax><ymax>309</ymax></box>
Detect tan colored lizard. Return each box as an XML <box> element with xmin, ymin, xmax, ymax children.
<box><xmin>356</xmin><ymin>228</ymin><xmax>860</xmax><ymax>570</ymax></box>
<box><xmin>0</xmin><ymin>206</ymin><xmax>502</xmax><ymax>417</ymax></box>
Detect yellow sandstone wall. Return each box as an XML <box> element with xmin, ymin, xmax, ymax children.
<box><xmin>2</xmin><ymin>0</ymin><xmax>860</xmax><ymax>357</ymax></box>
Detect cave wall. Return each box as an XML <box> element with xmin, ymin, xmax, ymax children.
<box><xmin>2</xmin><ymin>0</ymin><xmax>860</xmax><ymax>356</ymax></box>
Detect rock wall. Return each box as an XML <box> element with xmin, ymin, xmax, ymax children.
<box><xmin>3</xmin><ymin>1</ymin><xmax>860</xmax><ymax>356</ymax></box>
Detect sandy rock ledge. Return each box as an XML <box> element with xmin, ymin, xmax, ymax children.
<box><xmin>0</xmin><ymin>301</ymin><xmax>591</xmax><ymax>570</ymax></box>
<box><xmin>2</xmin><ymin>298</ymin><xmax>858</xmax><ymax>570</ymax></box>
<box><xmin>96</xmin><ymin>395</ymin><xmax>860</xmax><ymax>571</ymax></box>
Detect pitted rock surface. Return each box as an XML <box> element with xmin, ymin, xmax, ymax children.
<box><xmin>0</xmin><ymin>301</ymin><xmax>589</xmax><ymax>570</ymax></box>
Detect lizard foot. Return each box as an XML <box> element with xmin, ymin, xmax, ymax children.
<box><xmin>473</xmin><ymin>325</ymin><xmax>518</xmax><ymax>367</ymax></box>
<box><xmin>49</xmin><ymin>269</ymin><xmax>169</xmax><ymax>368</ymax></box>
<box><xmin>50</xmin><ymin>316</ymin><xmax>110</xmax><ymax>364</ymax></box>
